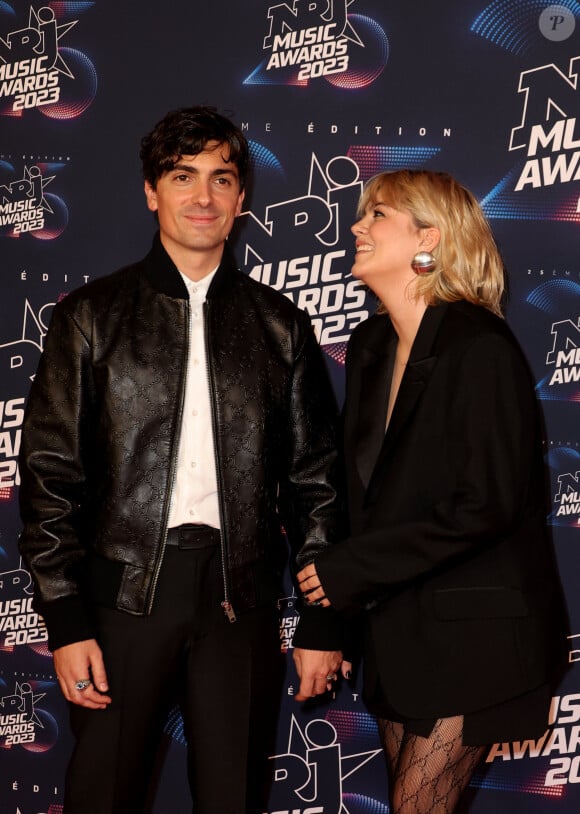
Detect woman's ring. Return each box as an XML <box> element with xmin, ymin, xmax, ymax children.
<box><xmin>74</xmin><ymin>679</ymin><xmax>91</xmax><ymax>691</ymax></box>
<box><xmin>326</xmin><ymin>674</ymin><xmax>337</xmax><ymax>681</ymax></box>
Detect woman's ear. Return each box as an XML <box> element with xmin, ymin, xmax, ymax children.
<box><xmin>420</xmin><ymin>227</ymin><xmax>440</xmax><ymax>252</ymax></box>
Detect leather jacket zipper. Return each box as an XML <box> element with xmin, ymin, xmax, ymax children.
<box><xmin>204</xmin><ymin>299</ymin><xmax>237</xmax><ymax>623</ymax></box>
<box><xmin>146</xmin><ymin>298</ymin><xmax>190</xmax><ymax>615</ymax></box>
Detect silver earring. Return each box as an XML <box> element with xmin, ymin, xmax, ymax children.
<box><xmin>411</xmin><ymin>250</ymin><xmax>436</xmax><ymax>274</ymax></box>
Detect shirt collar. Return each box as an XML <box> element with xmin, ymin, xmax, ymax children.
<box><xmin>177</xmin><ymin>266</ymin><xmax>219</xmax><ymax>300</ymax></box>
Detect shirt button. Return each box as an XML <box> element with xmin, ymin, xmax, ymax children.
<box><xmin>191</xmin><ymin>461</ymin><xmax>197</xmax><ymax>468</ymax></box>
<box><xmin>189</xmin><ymin>508</ymin><xmax>196</xmax><ymax>516</ymax></box>
<box><xmin>192</xmin><ymin>409</ymin><xmax>198</xmax><ymax>416</ymax></box>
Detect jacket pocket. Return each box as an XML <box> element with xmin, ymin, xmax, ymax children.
<box><xmin>432</xmin><ymin>586</ymin><xmax>528</xmax><ymax>620</ymax></box>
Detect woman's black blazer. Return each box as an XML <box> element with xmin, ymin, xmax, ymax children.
<box><xmin>316</xmin><ymin>300</ymin><xmax>567</xmax><ymax>719</ymax></box>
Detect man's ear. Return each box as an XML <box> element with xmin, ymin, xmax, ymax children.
<box><xmin>235</xmin><ymin>188</ymin><xmax>245</xmax><ymax>217</ymax></box>
<box><xmin>144</xmin><ymin>181</ymin><xmax>158</xmax><ymax>212</ymax></box>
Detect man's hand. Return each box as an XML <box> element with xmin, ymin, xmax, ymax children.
<box><xmin>293</xmin><ymin>647</ymin><xmax>344</xmax><ymax>701</ymax></box>
<box><xmin>297</xmin><ymin>562</ymin><xmax>330</xmax><ymax>607</ymax></box>
<box><xmin>53</xmin><ymin>639</ymin><xmax>112</xmax><ymax>709</ymax></box>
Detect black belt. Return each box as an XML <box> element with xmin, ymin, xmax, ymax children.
<box><xmin>166</xmin><ymin>524</ymin><xmax>221</xmax><ymax>550</ymax></box>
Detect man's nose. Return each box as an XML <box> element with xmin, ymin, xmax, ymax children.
<box><xmin>191</xmin><ymin>178</ymin><xmax>212</xmax><ymax>206</ymax></box>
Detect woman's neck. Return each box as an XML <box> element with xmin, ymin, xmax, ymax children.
<box><xmin>388</xmin><ymin>296</ymin><xmax>427</xmax><ymax>359</ymax></box>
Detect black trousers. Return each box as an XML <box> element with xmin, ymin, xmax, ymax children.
<box><xmin>64</xmin><ymin>544</ymin><xmax>284</xmax><ymax>814</ymax></box>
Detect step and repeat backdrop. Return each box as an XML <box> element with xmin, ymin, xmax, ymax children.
<box><xmin>1</xmin><ymin>2</ymin><xmax>579</xmax><ymax>812</ymax></box>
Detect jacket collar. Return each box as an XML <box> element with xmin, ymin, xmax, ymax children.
<box><xmin>142</xmin><ymin>231</ymin><xmax>239</xmax><ymax>300</ymax></box>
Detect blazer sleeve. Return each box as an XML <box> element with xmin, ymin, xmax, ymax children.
<box><xmin>315</xmin><ymin>330</ymin><xmax>545</xmax><ymax>613</ymax></box>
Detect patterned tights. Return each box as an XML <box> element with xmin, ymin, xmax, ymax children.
<box><xmin>377</xmin><ymin>715</ymin><xmax>485</xmax><ymax>813</ymax></box>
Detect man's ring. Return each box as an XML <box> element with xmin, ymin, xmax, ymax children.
<box><xmin>326</xmin><ymin>674</ymin><xmax>337</xmax><ymax>681</ymax></box>
<box><xmin>74</xmin><ymin>679</ymin><xmax>91</xmax><ymax>691</ymax></box>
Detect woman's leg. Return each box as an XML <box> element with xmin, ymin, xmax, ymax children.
<box><xmin>378</xmin><ymin>715</ymin><xmax>485</xmax><ymax>814</ymax></box>
<box><xmin>377</xmin><ymin>717</ymin><xmax>404</xmax><ymax>781</ymax></box>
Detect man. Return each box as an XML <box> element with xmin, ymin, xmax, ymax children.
<box><xmin>19</xmin><ymin>106</ymin><xmax>343</xmax><ymax>814</ymax></box>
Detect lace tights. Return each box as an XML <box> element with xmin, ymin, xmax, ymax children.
<box><xmin>377</xmin><ymin>715</ymin><xmax>485</xmax><ymax>814</ymax></box>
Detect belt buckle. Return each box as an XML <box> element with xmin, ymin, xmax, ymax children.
<box><xmin>177</xmin><ymin>524</ymin><xmax>217</xmax><ymax>550</ymax></box>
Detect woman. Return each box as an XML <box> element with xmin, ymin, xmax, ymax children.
<box><xmin>297</xmin><ymin>170</ymin><xmax>567</xmax><ymax>813</ymax></box>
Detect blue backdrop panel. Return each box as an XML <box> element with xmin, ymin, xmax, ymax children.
<box><xmin>1</xmin><ymin>1</ymin><xmax>579</xmax><ymax>812</ymax></box>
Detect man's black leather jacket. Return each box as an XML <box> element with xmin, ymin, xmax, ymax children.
<box><xmin>19</xmin><ymin>235</ymin><xmax>343</xmax><ymax>650</ymax></box>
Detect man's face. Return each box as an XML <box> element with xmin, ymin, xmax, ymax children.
<box><xmin>144</xmin><ymin>141</ymin><xmax>244</xmax><ymax>276</ymax></box>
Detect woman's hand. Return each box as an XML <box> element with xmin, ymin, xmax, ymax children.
<box><xmin>297</xmin><ymin>562</ymin><xmax>331</xmax><ymax>607</ymax></box>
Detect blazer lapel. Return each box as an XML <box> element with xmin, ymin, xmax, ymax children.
<box><xmin>366</xmin><ymin>303</ymin><xmax>448</xmax><ymax>499</ymax></box>
<box><xmin>353</xmin><ymin>325</ymin><xmax>397</xmax><ymax>489</ymax></box>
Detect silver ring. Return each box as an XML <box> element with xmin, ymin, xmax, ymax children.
<box><xmin>326</xmin><ymin>674</ymin><xmax>337</xmax><ymax>681</ymax></box>
<box><xmin>74</xmin><ymin>679</ymin><xmax>91</xmax><ymax>691</ymax></box>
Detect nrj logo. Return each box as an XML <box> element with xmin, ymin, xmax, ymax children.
<box><xmin>0</xmin><ymin>681</ymin><xmax>56</xmax><ymax>750</ymax></box>
<box><xmin>552</xmin><ymin>468</ymin><xmax>580</xmax><ymax>525</ymax></box>
<box><xmin>245</xmin><ymin>0</ymin><xmax>388</xmax><ymax>88</ymax></box>
<box><xmin>510</xmin><ymin>56</ymin><xmax>580</xmax><ymax>197</ymax></box>
<box><xmin>545</xmin><ymin>317</ymin><xmax>580</xmax><ymax>387</ymax></box>
<box><xmin>0</xmin><ymin>4</ymin><xmax>96</xmax><ymax>118</ymax></box>
<box><xmin>238</xmin><ymin>152</ymin><xmax>373</xmax><ymax>359</ymax></box>
<box><xmin>546</xmin><ymin>445</ymin><xmax>580</xmax><ymax>527</ymax></box>
<box><xmin>0</xmin><ymin>164</ymin><xmax>67</xmax><ymax>239</ymax></box>
<box><xmin>267</xmin><ymin>714</ymin><xmax>381</xmax><ymax>813</ymax></box>
<box><xmin>0</xmin><ymin>562</ymin><xmax>48</xmax><ymax>652</ymax></box>
<box><xmin>0</xmin><ymin>297</ymin><xmax>54</xmax><ymax>385</ymax></box>
<box><xmin>526</xmin><ymin>280</ymin><xmax>580</xmax><ymax>400</ymax></box>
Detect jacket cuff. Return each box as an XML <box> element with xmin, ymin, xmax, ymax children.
<box><xmin>36</xmin><ymin>595</ymin><xmax>97</xmax><ymax>651</ymax></box>
<box><xmin>312</xmin><ymin>542</ymin><xmax>357</xmax><ymax>613</ymax></box>
<box><xmin>292</xmin><ymin>600</ymin><xmax>343</xmax><ymax>651</ymax></box>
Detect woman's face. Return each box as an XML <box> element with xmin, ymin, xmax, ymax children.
<box><xmin>350</xmin><ymin>200</ymin><xmax>422</xmax><ymax>291</ymax></box>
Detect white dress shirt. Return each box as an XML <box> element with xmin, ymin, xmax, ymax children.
<box><xmin>167</xmin><ymin>268</ymin><xmax>221</xmax><ymax>529</ymax></box>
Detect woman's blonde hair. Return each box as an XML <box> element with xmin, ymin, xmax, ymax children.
<box><xmin>358</xmin><ymin>170</ymin><xmax>505</xmax><ymax>316</ymax></box>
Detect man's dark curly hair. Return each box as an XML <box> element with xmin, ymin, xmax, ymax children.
<box><xmin>140</xmin><ymin>106</ymin><xmax>249</xmax><ymax>190</ymax></box>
